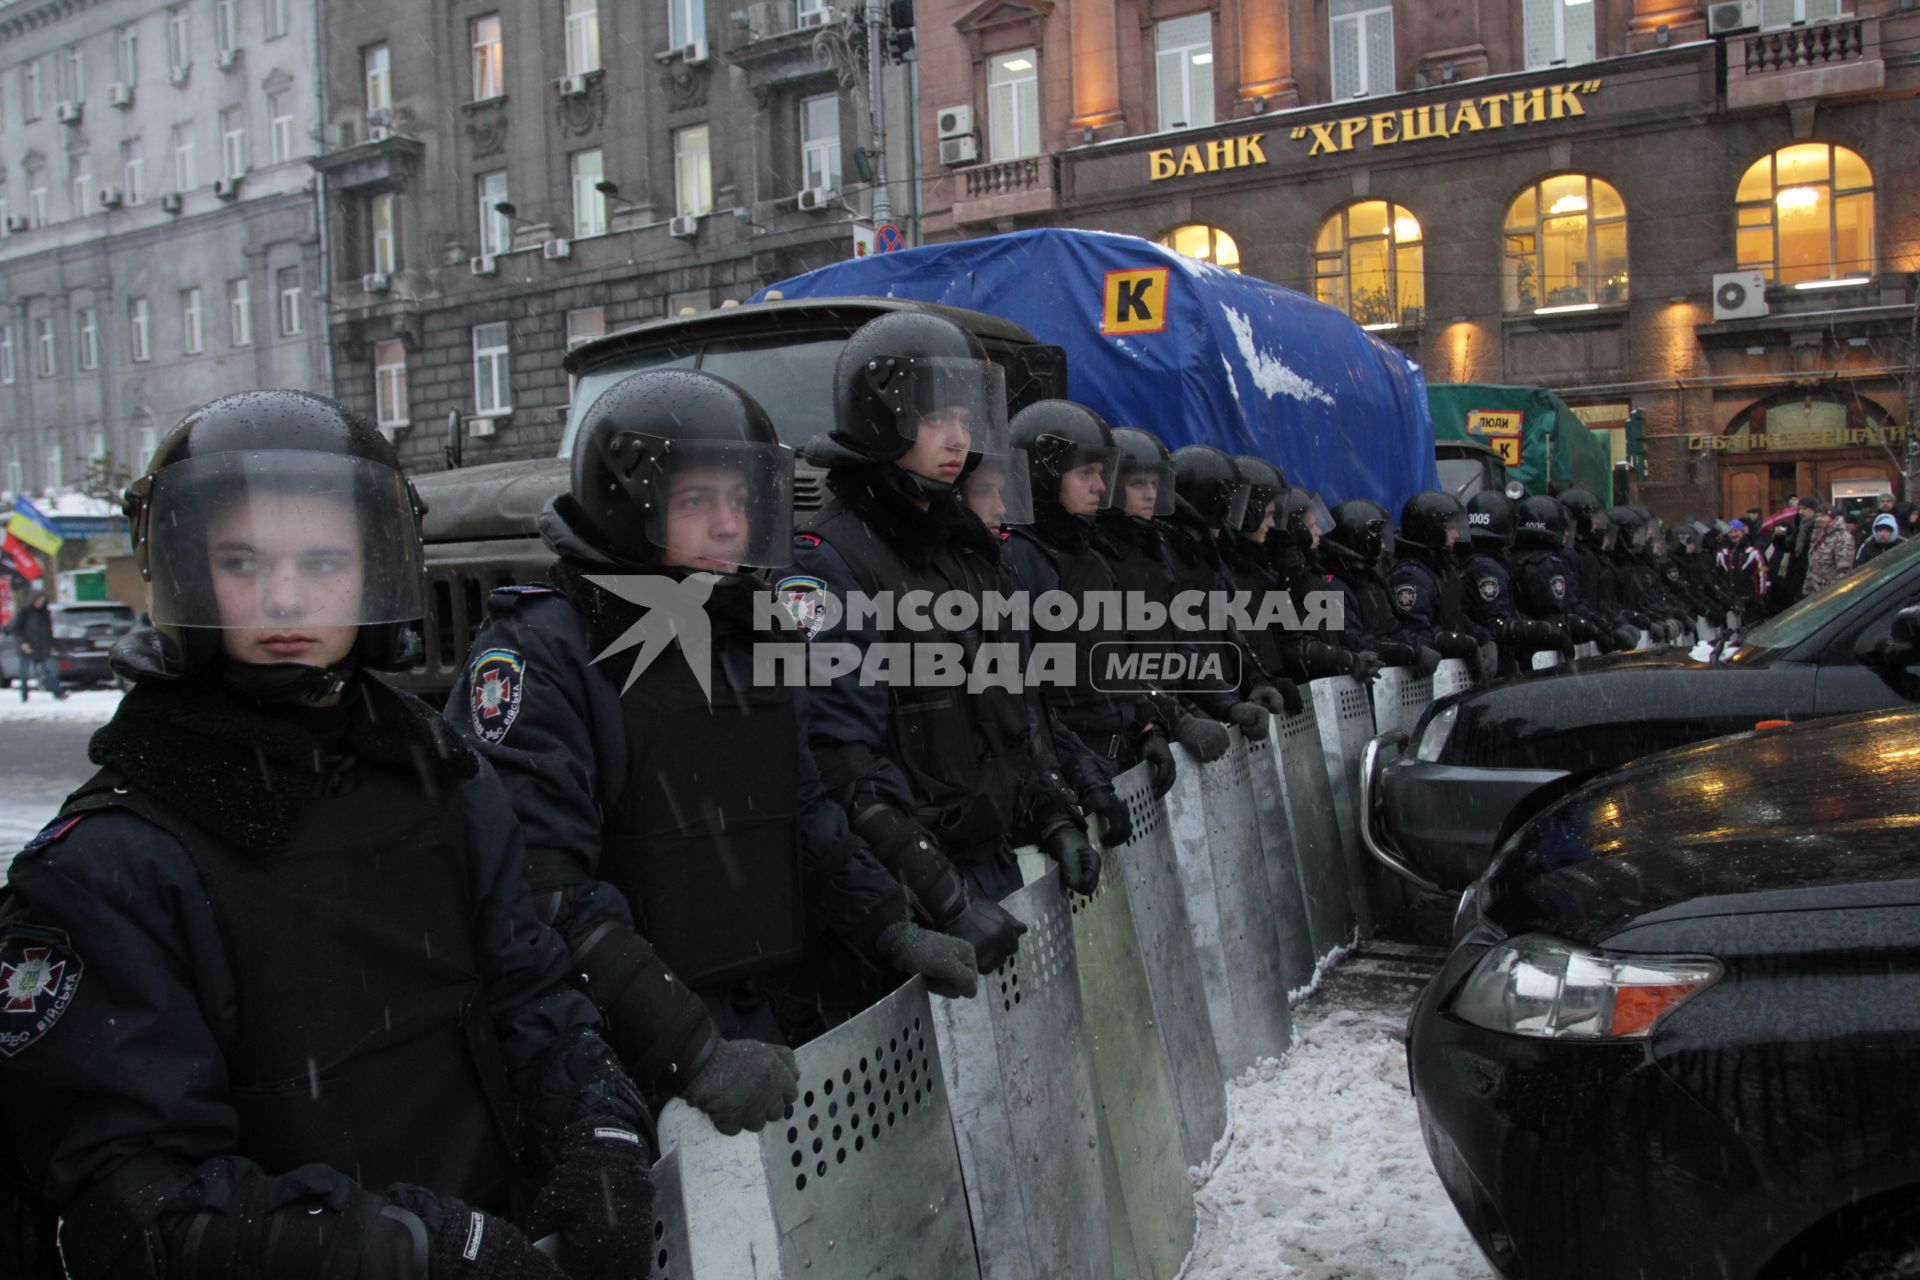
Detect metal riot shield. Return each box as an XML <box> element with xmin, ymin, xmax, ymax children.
<box><xmin>1310</xmin><ymin>675</ymin><xmax>1378</xmax><ymax>938</ymax></box>
<box><xmin>934</xmin><ymin>872</ymin><xmax>1112</xmax><ymax>1280</ymax></box>
<box><xmin>1242</xmin><ymin>724</ymin><xmax>1317</xmax><ymax>997</ymax></box>
<box><xmin>662</xmin><ymin>979</ymin><xmax>980</xmax><ymax>1280</ymax></box>
<box><xmin>1370</xmin><ymin>665</ymin><xmax>1435</xmax><ymax>737</ymax></box>
<box><xmin>1530</xmin><ymin>650</ymin><xmax>1563</xmax><ymax>671</ymax></box>
<box><xmin>1109</xmin><ymin>761</ymin><xmax>1228</xmax><ymax>1170</ymax></box>
<box><xmin>1165</xmin><ymin>740</ymin><xmax>1293</xmax><ymax>1076</ymax></box>
<box><xmin>1431</xmin><ymin>658</ymin><xmax>1476</xmax><ymax>700</ymax></box>
<box><xmin>1266</xmin><ymin>706</ymin><xmax>1352</xmax><ymax>964</ymax></box>
<box><xmin>1573</xmin><ymin>642</ymin><xmax>1599</xmax><ymax>661</ymax></box>
<box><xmin>648</xmin><ymin>1145</ymin><xmax>695</xmax><ymax>1280</ymax></box>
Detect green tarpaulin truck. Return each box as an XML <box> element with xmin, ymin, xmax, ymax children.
<box><xmin>1427</xmin><ymin>383</ymin><xmax>1614</xmax><ymax>503</ymax></box>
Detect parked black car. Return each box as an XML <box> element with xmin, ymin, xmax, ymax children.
<box><xmin>1</xmin><ymin>601</ymin><xmax>138</xmax><ymax>689</ymax></box>
<box><xmin>1409</xmin><ymin>706</ymin><xmax>1920</xmax><ymax>1280</ymax></box>
<box><xmin>1366</xmin><ymin>537</ymin><xmax>1920</xmax><ymax>892</ymax></box>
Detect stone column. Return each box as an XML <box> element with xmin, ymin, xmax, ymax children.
<box><xmin>1235</xmin><ymin>0</ymin><xmax>1299</xmax><ymax>114</ymax></box>
<box><xmin>1069</xmin><ymin>0</ymin><xmax>1125</xmax><ymax>135</ymax></box>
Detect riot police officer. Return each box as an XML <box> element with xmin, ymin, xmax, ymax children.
<box><xmin>1219</xmin><ymin>456</ymin><xmax>1305</xmax><ymax>715</ymax></box>
<box><xmin>0</xmin><ymin>392</ymin><xmax>654</xmax><ymax>1280</ymax></box>
<box><xmin>1457</xmin><ymin>491</ymin><xmax>1569</xmax><ymax>674</ymax></box>
<box><xmin>1608</xmin><ymin>504</ymin><xmax>1684</xmax><ymax>642</ymax></box>
<box><xmin>1558</xmin><ymin>488</ymin><xmax>1643</xmax><ymax>647</ymax></box>
<box><xmin>1385</xmin><ymin>491</ymin><xmax>1491</xmax><ymax>674</ymax></box>
<box><xmin>1320</xmin><ymin>498</ymin><xmax>1436</xmax><ymax>671</ymax></box>
<box><xmin>447</xmin><ymin>370</ymin><xmax>982</xmax><ymax>1138</ymax></box>
<box><xmin>1507</xmin><ymin>495</ymin><xmax>1601</xmax><ymax>654</ymax></box>
<box><xmin>1269</xmin><ymin>488</ymin><xmax>1383</xmax><ymax>683</ymax></box>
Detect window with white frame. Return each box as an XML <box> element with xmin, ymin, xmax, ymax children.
<box><xmin>1761</xmin><ymin>0</ymin><xmax>1842</xmax><ymax>28</ymax></box>
<box><xmin>375</xmin><ymin>339</ymin><xmax>409</xmax><ymax>427</ymax></box>
<box><xmin>566</xmin><ymin>0</ymin><xmax>601</xmax><ymax>76</ymax></box>
<box><xmin>364</xmin><ymin>44</ymin><xmax>392</xmax><ymax>113</ymax></box>
<box><xmin>801</xmin><ymin>94</ymin><xmax>841</xmax><ymax>191</ymax></box>
<box><xmin>1155</xmin><ymin>14</ymin><xmax>1215</xmax><ymax>131</ymax></box>
<box><xmin>89</xmin><ymin>429</ymin><xmax>107</xmax><ymax>463</ymax></box>
<box><xmin>173</xmin><ymin>122</ymin><xmax>196</xmax><ymax>191</ymax></box>
<box><xmin>471</xmin><ymin>15</ymin><xmax>504</xmax><ymax>101</ymax></box>
<box><xmin>987</xmin><ymin>50</ymin><xmax>1039</xmax><ymax>162</ymax></box>
<box><xmin>28</xmin><ymin>171</ymin><xmax>49</xmax><ymax>227</ymax></box>
<box><xmin>473</xmin><ymin>322</ymin><xmax>511</xmax><ymax>414</ymax></box>
<box><xmin>1523</xmin><ymin>0</ymin><xmax>1596</xmax><ymax>68</ymax></box>
<box><xmin>118</xmin><ymin>26</ymin><xmax>140</xmax><ymax>83</ymax></box>
<box><xmin>168</xmin><ymin>7</ymin><xmax>192</xmax><ymax>69</ymax></box>
<box><xmin>46</xmin><ymin>439</ymin><xmax>63</xmax><ymax>491</ymax></box>
<box><xmin>571</xmin><ymin>148</ymin><xmax>606</xmax><ymax>237</ymax></box>
<box><xmin>5</xmin><ymin>444</ymin><xmax>22</xmax><ymax>494</ymax></box>
<box><xmin>269</xmin><ymin>92</ymin><xmax>293</xmax><ymax>164</ymax></box>
<box><xmin>123</xmin><ymin>138</ymin><xmax>146</xmax><ymax>204</ymax></box>
<box><xmin>674</xmin><ymin>125</ymin><xmax>712</xmax><ymax>217</ymax></box>
<box><xmin>215</xmin><ymin>0</ymin><xmax>238</xmax><ymax>56</ymax></box>
<box><xmin>797</xmin><ymin>0</ymin><xmax>831</xmax><ymax>21</ymax></box>
<box><xmin>57</xmin><ymin>45</ymin><xmax>85</xmax><ymax>102</ymax></box>
<box><xmin>277</xmin><ymin>266</ymin><xmax>302</xmax><ymax>335</ymax></box>
<box><xmin>137</xmin><ymin>426</ymin><xmax>159</xmax><ymax>465</ymax></box>
<box><xmin>370</xmin><ymin>192</ymin><xmax>397</xmax><ymax>272</ymax></box>
<box><xmin>182</xmin><ymin>287</ymin><xmax>204</xmax><ymax>353</ymax></box>
<box><xmin>566</xmin><ymin>306</ymin><xmax>606</xmax><ymax>348</ymax></box>
<box><xmin>264</xmin><ymin>0</ymin><xmax>289</xmax><ymax>40</ymax></box>
<box><xmin>70</xmin><ymin>152</ymin><xmax>92</xmax><ymax>218</ymax></box>
<box><xmin>35</xmin><ymin>317</ymin><xmax>56</xmax><ymax>377</ymax></box>
<box><xmin>478</xmin><ymin>170</ymin><xmax>511</xmax><ymax>256</ymax></box>
<box><xmin>228</xmin><ymin>277</ymin><xmax>251</xmax><ymax>345</ymax></box>
<box><xmin>1329</xmin><ymin>0</ymin><xmax>1394</xmax><ymax>100</ymax></box>
<box><xmin>669</xmin><ymin>0</ymin><xmax>704</xmax><ymax>48</ymax></box>
<box><xmin>221</xmin><ymin>107</ymin><xmax>247</xmax><ymax>178</ymax></box>
<box><xmin>77</xmin><ymin>308</ymin><xmax>99</xmax><ymax>370</ymax></box>
<box><xmin>130</xmin><ymin>297</ymin><xmax>151</xmax><ymax>361</ymax></box>
<box><xmin>0</xmin><ymin>326</ymin><xmax>14</xmax><ymax>384</ymax></box>
<box><xmin>24</xmin><ymin>58</ymin><xmax>45</xmax><ymax>120</ymax></box>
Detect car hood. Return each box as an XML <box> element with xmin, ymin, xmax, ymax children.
<box><xmin>417</xmin><ymin>458</ymin><xmax>570</xmax><ymax>542</ymax></box>
<box><xmin>1483</xmin><ymin>708</ymin><xmax>1920</xmax><ymax>944</ymax></box>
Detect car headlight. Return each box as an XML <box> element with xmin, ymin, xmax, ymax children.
<box><xmin>1453</xmin><ymin>933</ymin><xmax>1721</xmax><ymax>1040</ymax></box>
<box><xmin>1414</xmin><ymin>705</ymin><xmax>1459</xmax><ymax>762</ymax></box>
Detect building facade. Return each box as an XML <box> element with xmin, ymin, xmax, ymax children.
<box><xmin>314</xmin><ymin>0</ymin><xmax>917</xmax><ymax>470</ymax></box>
<box><xmin>914</xmin><ymin>0</ymin><xmax>1920</xmax><ymax>518</ymax></box>
<box><xmin>0</xmin><ymin>0</ymin><xmax>328</xmax><ymax>503</ymax></box>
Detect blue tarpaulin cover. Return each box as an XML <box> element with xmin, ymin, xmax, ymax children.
<box><xmin>756</xmin><ymin>228</ymin><xmax>1438</xmax><ymax>511</ymax></box>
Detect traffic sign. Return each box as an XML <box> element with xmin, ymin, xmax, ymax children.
<box><xmin>874</xmin><ymin>223</ymin><xmax>906</xmax><ymax>253</ymax></box>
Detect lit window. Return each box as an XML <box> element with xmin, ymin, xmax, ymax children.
<box><xmin>1157</xmin><ymin>224</ymin><xmax>1241</xmax><ymax>273</ymax></box>
<box><xmin>1329</xmin><ymin>0</ymin><xmax>1393</xmax><ymax>101</ymax></box>
<box><xmin>375</xmin><ymin>339</ymin><xmax>410</xmax><ymax>427</ymax></box>
<box><xmin>371</xmin><ymin>192</ymin><xmax>397</xmax><ymax>272</ymax></box>
<box><xmin>566</xmin><ymin>306</ymin><xmax>607</xmax><ymax>348</ymax></box>
<box><xmin>277</xmin><ymin>267</ymin><xmax>302</xmax><ymax>336</ymax></box>
<box><xmin>473</xmin><ymin>322</ymin><xmax>512</xmax><ymax>414</ymax></box>
<box><xmin>130</xmin><ymin>297</ymin><xmax>152</xmax><ymax>361</ymax></box>
<box><xmin>1523</xmin><ymin>0</ymin><xmax>1595</xmax><ymax>69</ymax></box>
<box><xmin>229</xmin><ymin>277</ymin><xmax>252</xmax><ymax>346</ymax></box>
<box><xmin>122</xmin><ymin>139</ymin><xmax>147</xmax><ymax>204</ymax></box>
<box><xmin>471</xmin><ymin>15</ymin><xmax>504</xmax><ymax>101</ymax></box>
<box><xmin>1503</xmin><ymin>174</ymin><xmax>1628</xmax><ymax>311</ymax></box>
<box><xmin>221</xmin><ymin>107</ymin><xmax>248</xmax><ymax>179</ymax></box>
<box><xmin>364</xmin><ymin>44</ymin><xmax>392</xmax><ymax>113</ymax></box>
<box><xmin>478</xmin><ymin>170</ymin><xmax>511</xmax><ymax>256</ymax></box>
<box><xmin>1313</xmin><ymin>202</ymin><xmax>1423</xmax><ymax>328</ymax></box>
<box><xmin>988</xmin><ymin>49</ymin><xmax>1039</xmax><ymax>162</ymax></box>
<box><xmin>76</xmin><ymin>308</ymin><xmax>99</xmax><ymax>370</ymax></box>
<box><xmin>1155</xmin><ymin>14</ymin><xmax>1215</xmax><ymax>131</ymax></box>
<box><xmin>801</xmin><ymin>94</ymin><xmax>841</xmax><ymax>191</ymax></box>
<box><xmin>571</xmin><ymin>149</ymin><xmax>607</xmax><ymax>238</ymax></box>
<box><xmin>566</xmin><ymin>0</ymin><xmax>601</xmax><ymax>76</ymax></box>
<box><xmin>173</xmin><ymin>122</ymin><xmax>197</xmax><ymax>191</ymax></box>
<box><xmin>269</xmin><ymin>92</ymin><xmax>294</xmax><ymax>164</ymax></box>
<box><xmin>674</xmin><ymin>125</ymin><xmax>712</xmax><ymax>217</ymax></box>
<box><xmin>182</xmin><ymin>287</ymin><xmax>204</xmax><ymax>354</ymax></box>
<box><xmin>669</xmin><ymin>0</ymin><xmax>705</xmax><ymax>49</ymax></box>
<box><xmin>1734</xmin><ymin>143</ymin><xmax>1873</xmax><ymax>285</ymax></box>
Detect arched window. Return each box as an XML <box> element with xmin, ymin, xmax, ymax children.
<box><xmin>1735</xmin><ymin>143</ymin><xmax>1874</xmax><ymax>285</ymax></box>
<box><xmin>1312</xmin><ymin>201</ymin><xmax>1424</xmax><ymax>330</ymax></box>
<box><xmin>1157</xmin><ymin>224</ymin><xmax>1240</xmax><ymax>272</ymax></box>
<box><xmin>1502</xmin><ymin>174</ymin><xmax>1627</xmax><ymax>313</ymax></box>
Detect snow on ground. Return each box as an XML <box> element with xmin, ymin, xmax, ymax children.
<box><xmin>0</xmin><ymin>687</ymin><xmax>124</xmax><ymax>725</ymax></box>
<box><xmin>1</xmin><ymin>689</ymin><xmax>120</xmax><ymax>864</ymax></box>
<box><xmin>1184</xmin><ymin>969</ymin><xmax>1492</xmax><ymax>1280</ymax></box>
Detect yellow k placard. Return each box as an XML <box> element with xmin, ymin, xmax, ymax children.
<box><xmin>1488</xmin><ymin>435</ymin><xmax>1522</xmax><ymax>465</ymax></box>
<box><xmin>1102</xmin><ymin>268</ymin><xmax>1169</xmax><ymax>335</ymax></box>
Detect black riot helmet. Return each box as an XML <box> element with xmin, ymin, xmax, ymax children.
<box><xmin>1465</xmin><ymin>491</ymin><xmax>1517</xmax><ymax>551</ymax></box>
<box><xmin>829</xmin><ymin>311</ymin><xmax>1012</xmax><ymax>464</ymax></box>
<box><xmin>1668</xmin><ymin>520</ymin><xmax>1704</xmax><ymax>554</ymax></box>
<box><xmin>1609</xmin><ymin>504</ymin><xmax>1651</xmax><ymax>551</ymax></box>
<box><xmin>1233</xmin><ymin>456</ymin><xmax>1288</xmax><ymax>536</ymax></box>
<box><xmin>1323</xmin><ymin>499</ymin><xmax>1396</xmax><ymax>567</ymax></box>
<box><xmin>1009</xmin><ymin>399</ymin><xmax>1119</xmax><ymax>515</ymax></box>
<box><xmin>1397</xmin><ymin>490</ymin><xmax>1470</xmax><ymax>555</ymax></box>
<box><xmin>1277</xmin><ymin>487</ymin><xmax>1334</xmax><ymax>551</ymax></box>
<box><xmin>120</xmin><ymin>389</ymin><xmax>428</xmax><ymax>686</ymax></box>
<box><xmin>1171</xmin><ymin>445</ymin><xmax>1250</xmax><ymax>530</ymax></box>
<box><xmin>562</xmin><ymin>369</ymin><xmax>795</xmax><ymax>570</ymax></box>
<box><xmin>1513</xmin><ymin>495</ymin><xmax>1567</xmax><ymax>551</ymax></box>
<box><xmin>1559</xmin><ymin>487</ymin><xmax>1607</xmax><ymax>543</ymax></box>
<box><xmin>1110</xmin><ymin>426</ymin><xmax>1176</xmax><ymax>519</ymax></box>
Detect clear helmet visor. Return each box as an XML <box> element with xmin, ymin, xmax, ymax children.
<box><xmin>1117</xmin><ymin>459</ymin><xmax>1177</xmax><ymax>519</ymax></box>
<box><xmin>145</xmin><ymin>451</ymin><xmax>426</xmax><ymax>629</ymax></box>
<box><xmin>961</xmin><ymin>449</ymin><xmax>1035</xmax><ymax>531</ymax></box>
<box><xmin>617</xmin><ymin>434</ymin><xmax>796</xmax><ymax>569</ymax></box>
<box><xmin>875</xmin><ymin>357</ymin><xmax>1013</xmax><ymax>459</ymax></box>
<box><xmin>1222</xmin><ymin>481</ymin><xmax>1253</xmax><ymax>531</ymax></box>
<box><xmin>1045</xmin><ymin>437</ymin><xmax>1122</xmax><ymax>514</ymax></box>
<box><xmin>1444</xmin><ymin>509</ymin><xmax>1471</xmax><ymax>546</ymax></box>
<box><xmin>1302</xmin><ymin>494</ymin><xmax>1334</xmax><ymax>546</ymax></box>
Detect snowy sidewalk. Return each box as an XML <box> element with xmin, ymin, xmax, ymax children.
<box><xmin>1</xmin><ymin>689</ymin><xmax>122</xmax><ymax>861</ymax></box>
<box><xmin>1183</xmin><ymin>966</ymin><xmax>1491</xmax><ymax>1280</ymax></box>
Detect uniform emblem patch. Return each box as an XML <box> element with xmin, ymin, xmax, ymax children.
<box><xmin>0</xmin><ymin>924</ymin><xmax>83</xmax><ymax>1058</ymax></box>
<box><xmin>1549</xmin><ymin>574</ymin><xmax>1568</xmax><ymax>600</ymax></box>
<box><xmin>1393</xmin><ymin>583</ymin><xmax>1418</xmax><ymax>611</ymax></box>
<box><xmin>469</xmin><ymin>648</ymin><xmax>526</xmax><ymax>744</ymax></box>
<box><xmin>774</xmin><ymin>576</ymin><xmax>833</xmax><ymax>641</ymax></box>
<box><xmin>1477</xmin><ymin>577</ymin><xmax>1501</xmax><ymax>602</ymax></box>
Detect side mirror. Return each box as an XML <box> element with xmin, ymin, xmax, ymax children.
<box><xmin>1893</xmin><ymin>605</ymin><xmax>1920</xmax><ymax>649</ymax></box>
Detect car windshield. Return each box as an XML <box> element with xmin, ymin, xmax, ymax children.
<box><xmin>1436</xmin><ymin>456</ymin><xmax>1492</xmax><ymax>500</ymax></box>
<box><xmin>1731</xmin><ymin>534</ymin><xmax>1920</xmax><ymax>658</ymax></box>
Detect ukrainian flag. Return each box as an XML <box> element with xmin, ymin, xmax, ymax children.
<box><xmin>7</xmin><ymin>498</ymin><xmax>64</xmax><ymax>556</ymax></box>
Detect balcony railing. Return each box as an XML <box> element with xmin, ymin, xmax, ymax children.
<box><xmin>963</xmin><ymin>156</ymin><xmax>1057</xmax><ymax>201</ymax></box>
<box><xmin>1742</xmin><ymin>19</ymin><xmax>1865</xmax><ymax>73</ymax></box>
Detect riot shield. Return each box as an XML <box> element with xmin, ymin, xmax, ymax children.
<box><xmin>1243</xmin><ymin>723</ymin><xmax>1317</xmax><ymax>995</ymax></box>
<box><xmin>1266</xmin><ymin>704</ymin><xmax>1353</xmax><ymax>963</ymax></box>
<box><xmin>1431</xmin><ymin>658</ymin><xmax>1477</xmax><ymax>700</ymax></box>
<box><xmin>1310</xmin><ymin>674</ymin><xmax>1378</xmax><ymax>938</ymax></box>
<box><xmin>1370</xmin><ymin>665</ymin><xmax>1435</xmax><ymax>737</ymax></box>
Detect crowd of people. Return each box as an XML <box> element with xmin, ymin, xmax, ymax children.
<box><xmin>0</xmin><ymin>308</ymin><xmax>1901</xmax><ymax>1279</ymax></box>
<box><xmin>1713</xmin><ymin>492</ymin><xmax>1912</xmax><ymax>619</ymax></box>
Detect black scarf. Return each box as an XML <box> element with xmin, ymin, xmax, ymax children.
<box><xmin>1029</xmin><ymin>502</ymin><xmax>1095</xmax><ymax>554</ymax></box>
<box><xmin>1091</xmin><ymin>510</ymin><xmax>1160</xmax><ymax>562</ymax></box>
<box><xmin>88</xmin><ymin>672</ymin><xmax>478</xmax><ymax>851</ymax></box>
<box><xmin>826</xmin><ymin>463</ymin><xmax>1001</xmax><ymax>569</ymax></box>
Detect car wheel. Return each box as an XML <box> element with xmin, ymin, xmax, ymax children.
<box><xmin>1801</xmin><ymin>1202</ymin><xmax>1920</xmax><ymax>1280</ymax></box>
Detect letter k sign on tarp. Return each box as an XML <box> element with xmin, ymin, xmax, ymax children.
<box><xmin>1102</xmin><ymin>268</ymin><xmax>1169</xmax><ymax>335</ymax></box>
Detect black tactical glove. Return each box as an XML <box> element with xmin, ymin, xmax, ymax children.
<box><xmin>1173</xmin><ymin>712</ymin><xmax>1230</xmax><ymax>761</ymax></box>
<box><xmin>1042</xmin><ymin>823</ymin><xmax>1102</xmax><ymax>897</ymax></box>
<box><xmin>1081</xmin><ymin>783</ymin><xmax>1133</xmax><ymax>846</ymax></box>
<box><xmin>1374</xmin><ymin>641</ymin><xmax>1418</xmax><ymax>668</ymax></box>
<box><xmin>1611</xmin><ymin>623</ymin><xmax>1642</xmax><ymax>651</ymax></box>
<box><xmin>681</xmin><ymin>1038</ymin><xmax>800</xmax><ymax>1136</ymax></box>
<box><xmin>527</xmin><ymin>1123</ymin><xmax>655</xmax><ymax>1280</ymax></box>
<box><xmin>944</xmin><ymin>894</ymin><xmax>1027</xmax><ymax>974</ymax></box>
<box><xmin>1140</xmin><ymin>733</ymin><xmax>1177</xmax><ymax>798</ymax></box>
<box><xmin>874</xmin><ymin>920</ymin><xmax>978</xmax><ymax>999</ymax></box>
<box><xmin>1415</xmin><ymin>645</ymin><xmax>1443</xmax><ymax>676</ymax></box>
<box><xmin>1250</xmin><ymin>681</ymin><xmax>1303</xmax><ymax>716</ymax></box>
<box><xmin>1349</xmin><ymin>649</ymin><xmax>1384</xmax><ymax>684</ymax></box>
<box><xmin>1227</xmin><ymin>701</ymin><xmax>1268</xmax><ymax>732</ymax></box>
<box><xmin>1432</xmin><ymin>631</ymin><xmax>1480</xmax><ymax>661</ymax></box>
<box><xmin>392</xmin><ymin>1191</ymin><xmax>567</xmax><ymax>1280</ymax></box>
<box><xmin>1301</xmin><ymin>641</ymin><xmax>1353</xmax><ymax>678</ymax></box>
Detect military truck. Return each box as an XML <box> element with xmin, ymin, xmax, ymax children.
<box><xmin>399</xmin><ymin>296</ymin><xmax>1058</xmax><ymax>698</ymax></box>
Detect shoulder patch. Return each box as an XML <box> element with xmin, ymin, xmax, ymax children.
<box><xmin>1477</xmin><ymin>576</ymin><xmax>1501</xmax><ymax>602</ymax></box>
<box><xmin>469</xmin><ymin>647</ymin><xmax>528</xmax><ymax>744</ymax></box>
<box><xmin>1393</xmin><ymin>582</ymin><xmax>1419</xmax><ymax>612</ymax></box>
<box><xmin>0</xmin><ymin>923</ymin><xmax>84</xmax><ymax>1058</ymax></box>
<box><xmin>1549</xmin><ymin>574</ymin><xmax>1568</xmax><ymax>600</ymax></box>
<box><xmin>774</xmin><ymin>576</ymin><xmax>833</xmax><ymax>640</ymax></box>
<box><xmin>22</xmin><ymin>814</ymin><xmax>86</xmax><ymax>853</ymax></box>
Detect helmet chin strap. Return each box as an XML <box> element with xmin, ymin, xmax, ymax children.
<box><xmin>221</xmin><ymin>658</ymin><xmax>355</xmax><ymax>704</ymax></box>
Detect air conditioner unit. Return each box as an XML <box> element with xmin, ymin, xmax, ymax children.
<box><xmin>213</xmin><ymin>176</ymin><xmax>242</xmax><ymax>199</ymax></box>
<box><xmin>797</xmin><ymin>5</ymin><xmax>835</xmax><ymax>28</ymax></box>
<box><xmin>98</xmin><ymin>187</ymin><xmax>125</xmax><ymax>210</ymax></box>
<box><xmin>939</xmin><ymin>136</ymin><xmax>979</xmax><ymax>166</ymax></box>
<box><xmin>216</xmin><ymin>48</ymin><xmax>240</xmax><ymax>70</ymax></box>
<box><xmin>470</xmin><ymin>254</ymin><xmax>499</xmax><ymax>276</ymax></box>
<box><xmin>1712</xmin><ymin>270</ymin><xmax>1769</xmax><ymax>321</ymax></box>
<box><xmin>4</xmin><ymin>214</ymin><xmax>29</xmax><ymax>233</ymax></box>
<box><xmin>682</xmin><ymin>40</ymin><xmax>709</xmax><ymax>65</ymax></box>
<box><xmin>169</xmin><ymin>63</ymin><xmax>191</xmax><ymax>86</ymax></box>
<box><xmin>108</xmin><ymin>82</ymin><xmax>133</xmax><ymax>108</ymax></box>
<box><xmin>560</xmin><ymin>75</ymin><xmax>590</xmax><ymax>97</ymax></box>
<box><xmin>936</xmin><ymin>105</ymin><xmax>974</xmax><ymax>140</ymax></box>
<box><xmin>367</xmin><ymin>125</ymin><xmax>393</xmax><ymax>143</ymax></box>
<box><xmin>796</xmin><ymin>186</ymin><xmax>835</xmax><ymax>211</ymax></box>
<box><xmin>362</xmin><ymin>271</ymin><xmax>391</xmax><ymax>293</ymax></box>
<box><xmin>669</xmin><ymin>214</ymin><xmax>700</xmax><ymax>239</ymax></box>
<box><xmin>159</xmin><ymin>192</ymin><xmax>183</xmax><ymax>214</ymax></box>
<box><xmin>55</xmin><ymin>100</ymin><xmax>83</xmax><ymax>125</ymax></box>
<box><xmin>543</xmin><ymin>238</ymin><xmax>572</xmax><ymax>260</ymax></box>
<box><xmin>467</xmin><ymin>416</ymin><xmax>497</xmax><ymax>438</ymax></box>
<box><xmin>1707</xmin><ymin>0</ymin><xmax>1763</xmax><ymax>35</ymax></box>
